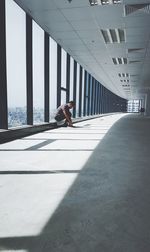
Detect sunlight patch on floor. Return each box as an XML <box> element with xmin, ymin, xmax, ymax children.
<box><xmin>0</xmin><ymin>139</ymin><xmax>44</xmax><ymax>150</ymax></box>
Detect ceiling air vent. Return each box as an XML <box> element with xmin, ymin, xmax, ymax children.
<box><xmin>112</xmin><ymin>58</ymin><xmax>127</xmax><ymax>65</ymax></box>
<box><xmin>101</xmin><ymin>29</ymin><xmax>125</xmax><ymax>43</ymax></box>
<box><xmin>130</xmin><ymin>74</ymin><xmax>139</xmax><ymax>77</ymax></box>
<box><xmin>128</xmin><ymin>48</ymin><xmax>144</xmax><ymax>53</ymax></box>
<box><xmin>129</xmin><ymin>60</ymin><xmax>141</xmax><ymax>63</ymax></box>
<box><xmin>125</xmin><ymin>4</ymin><xmax>150</xmax><ymax>16</ymax></box>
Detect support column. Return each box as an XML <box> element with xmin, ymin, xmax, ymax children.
<box><xmin>0</xmin><ymin>0</ymin><xmax>8</xmax><ymax>129</ymax></box>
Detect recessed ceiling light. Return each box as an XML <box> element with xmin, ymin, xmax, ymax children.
<box><xmin>89</xmin><ymin>0</ymin><xmax>98</xmax><ymax>6</ymax></box>
<box><xmin>113</xmin><ymin>0</ymin><xmax>121</xmax><ymax>4</ymax></box>
<box><xmin>101</xmin><ymin>0</ymin><xmax>109</xmax><ymax>4</ymax></box>
<box><xmin>89</xmin><ymin>0</ymin><xmax>122</xmax><ymax>6</ymax></box>
<box><xmin>101</xmin><ymin>0</ymin><xmax>121</xmax><ymax>4</ymax></box>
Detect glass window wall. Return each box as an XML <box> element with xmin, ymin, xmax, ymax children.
<box><xmin>6</xmin><ymin>0</ymin><xmax>26</xmax><ymax>128</ymax></box>
<box><xmin>76</xmin><ymin>63</ymin><xmax>80</xmax><ymax>117</ymax></box>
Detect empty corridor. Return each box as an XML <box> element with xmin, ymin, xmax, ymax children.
<box><xmin>0</xmin><ymin>113</ymin><xmax>150</xmax><ymax>252</ymax></box>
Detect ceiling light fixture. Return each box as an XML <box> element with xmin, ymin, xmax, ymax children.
<box><xmin>118</xmin><ymin>73</ymin><xmax>129</xmax><ymax>77</ymax></box>
<box><xmin>113</xmin><ymin>0</ymin><xmax>121</xmax><ymax>4</ymax></box>
<box><xmin>101</xmin><ymin>29</ymin><xmax>125</xmax><ymax>43</ymax></box>
<box><xmin>89</xmin><ymin>0</ymin><xmax>122</xmax><ymax>6</ymax></box>
<box><xmin>101</xmin><ymin>0</ymin><xmax>109</xmax><ymax>4</ymax></box>
<box><xmin>112</xmin><ymin>57</ymin><xmax>127</xmax><ymax>65</ymax></box>
<box><xmin>89</xmin><ymin>0</ymin><xmax>98</xmax><ymax>6</ymax></box>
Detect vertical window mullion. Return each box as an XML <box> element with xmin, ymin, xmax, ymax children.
<box><xmin>102</xmin><ymin>86</ymin><xmax>104</xmax><ymax>113</ymax></box>
<box><xmin>105</xmin><ymin>88</ymin><xmax>107</xmax><ymax>113</ymax></box>
<box><xmin>66</xmin><ymin>53</ymin><xmax>70</xmax><ymax>103</ymax></box>
<box><xmin>57</xmin><ymin>44</ymin><xmax>61</xmax><ymax>107</ymax></box>
<box><xmin>96</xmin><ymin>81</ymin><xmax>98</xmax><ymax>114</ymax></box>
<box><xmin>73</xmin><ymin>60</ymin><xmax>77</xmax><ymax>118</ymax></box>
<box><xmin>105</xmin><ymin>89</ymin><xmax>107</xmax><ymax>113</ymax></box>
<box><xmin>104</xmin><ymin>87</ymin><xmax>106</xmax><ymax>113</ymax></box>
<box><xmin>0</xmin><ymin>0</ymin><xmax>8</xmax><ymax>129</ymax></box>
<box><xmin>90</xmin><ymin>75</ymin><xmax>93</xmax><ymax>115</ymax></box>
<box><xmin>97</xmin><ymin>82</ymin><xmax>100</xmax><ymax>114</ymax></box>
<box><xmin>94</xmin><ymin>80</ymin><xmax>97</xmax><ymax>114</ymax></box>
<box><xmin>87</xmin><ymin>74</ymin><xmax>91</xmax><ymax>116</ymax></box>
<box><xmin>91</xmin><ymin>77</ymin><xmax>94</xmax><ymax>115</ymax></box>
<box><xmin>107</xmin><ymin>90</ymin><xmax>109</xmax><ymax>113</ymax></box>
<box><xmin>83</xmin><ymin>70</ymin><xmax>87</xmax><ymax>116</ymax></box>
<box><xmin>81</xmin><ymin>69</ymin><xmax>85</xmax><ymax>116</ymax></box>
<box><xmin>108</xmin><ymin>91</ymin><xmax>110</xmax><ymax>112</ymax></box>
<box><xmin>99</xmin><ymin>84</ymin><xmax>101</xmax><ymax>114</ymax></box>
<box><xmin>107</xmin><ymin>91</ymin><xmax>109</xmax><ymax>113</ymax></box>
<box><xmin>79</xmin><ymin>66</ymin><xmax>82</xmax><ymax>117</ymax></box>
<box><xmin>26</xmin><ymin>14</ymin><xmax>33</xmax><ymax>125</ymax></box>
<box><xmin>44</xmin><ymin>32</ymin><xmax>49</xmax><ymax>122</ymax></box>
<box><xmin>96</xmin><ymin>81</ymin><xmax>99</xmax><ymax>114</ymax></box>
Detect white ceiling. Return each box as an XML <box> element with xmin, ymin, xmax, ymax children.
<box><xmin>15</xmin><ymin>0</ymin><xmax>150</xmax><ymax>100</ymax></box>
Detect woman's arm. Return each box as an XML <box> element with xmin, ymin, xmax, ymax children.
<box><xmin>62</xmin><ymin>109</ymin><xmax>73</xmax><ymax>126</ymax></box>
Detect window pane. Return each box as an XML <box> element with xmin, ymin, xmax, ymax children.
<box><xmin>86</xmin><ymin>73</ymin><xmax>89</xmax><ymax>116</ymax></box>
<box><xmin>61</xmin><ymin>48</ymin><xmax>66</xmax><ymax>88</ymax></box>
<box><xmin>89</xmin><ymin>75</ymin><xmax>92</xmax><ymax>115</ymax></box>
<box><xmin>61</xmin><ymin>90</ymin><xmax>66</xmax><ymax>105</ymax></box>
<box><xmin>127</xmin><ymin>99</ymin><xmax>140</xmax><ymax>113</ymax></box>
<box><xmin>76</xmin><ymin>63</ymin><xmax>80</xmax><ymax>117</ymax></box>
<box><xmin>33</xmin><ymin>21</ymin><xmax>44</xmax><ymax>124</ymax></box>
<box><xmin>70</xmin><ymin>57</ymin><xmax>74</xmax><ymax>101</ymax></box>
<box><xmin>6</xmin><ymin>0</ymin><xmax>26</xmax><ymax>128</ymax></box>
<box><xmin>81</xmin><ymin>69</ymin><xmax>85</xmax><ymax>117</ymax></box>
<box><xmin>50</xmin><ymin>37</ymin><xmax>57</xmax><ymax>121</ymax></box>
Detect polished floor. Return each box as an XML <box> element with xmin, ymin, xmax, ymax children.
<box><xmin>0</xmin><ymin>113</ymin><xmax>150</xmax><ymax>252</ymax></box>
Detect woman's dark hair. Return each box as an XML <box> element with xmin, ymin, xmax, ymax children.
<box><xmin>69</xmin><ymin>101</ymin><xmax>75</xmax><ymax>106</ymax></box>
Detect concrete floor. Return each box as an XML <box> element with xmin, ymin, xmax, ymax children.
<box><xmin>0</xmin><ymin>113</ymin><xmax>150</xmax><ymax>252</ymax></box>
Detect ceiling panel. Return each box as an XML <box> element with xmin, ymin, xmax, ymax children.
<box><xmin>35</xmin><ymin>10</ymin><xmax>67</xmax><ymax>23</ymax></box>
<box><xmin>76</xmin><ymin>29</ymin><xmax>101</xmax><ymax>40</ymax></box>
<box><xmin>124</xmin><ymin>16</ymin><xmax>150</xmax><ymax>27</ymax></box>
<box><xmin>45</xmin><ymin>21</ymin><xmax>73</xmax><ymax>32</ymax></box>
<box><xmin>15</xmin><ymin>0</ymin><xmax>57</xmax><ymax>12</ymax></box>
<box><xmin>53</xmin><ymin>0</ymin><xmax>88</xmax><ymax>9</ymax></box>
<box><xmin>61</xmin><ymin>7</ymin><xmax>92</xmax><ymax>21</ymax></box>
<box><xmin>15</xmin><ymin>0</ymin><xmax>150</xmax><ymax>100</ymax></box>
<box><xmin>52</xmin><ymin>31</ymin><xmax>79</xmax><ymax>40</ymax></box>
<box><xmin>126</xmin><ymin>27</ymin><xmax>150</xmax><ymax>36</ymax></box>
<box><xmin>70</xmin><ymin>20</ymin><xmax>98</xmax><ymax>30</ymax></box>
